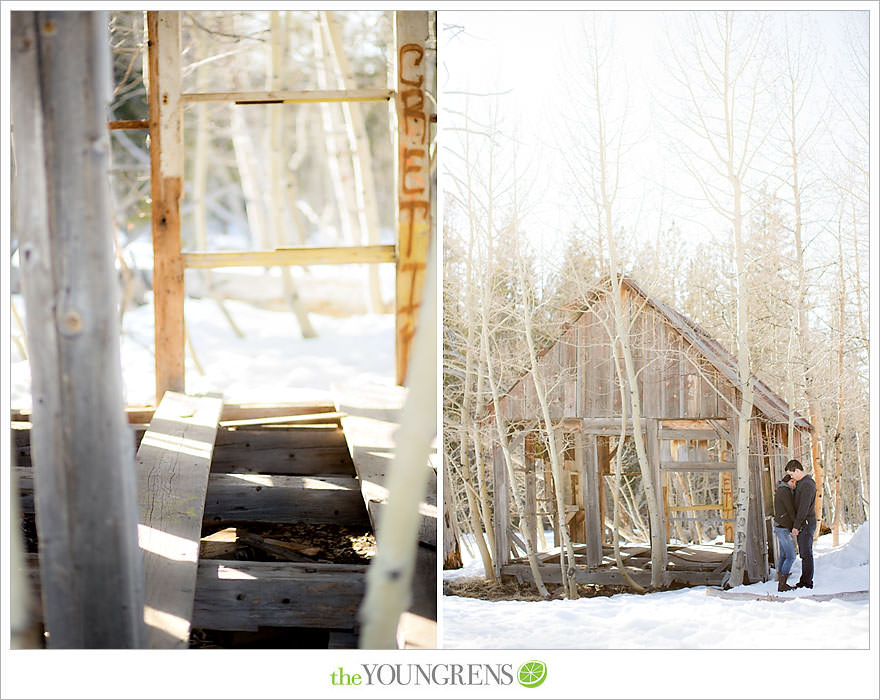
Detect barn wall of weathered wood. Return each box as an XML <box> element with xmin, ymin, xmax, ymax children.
<box><xmin>490</xmin><ymin>282</ymin><xmax>810</xmax><ymax>583</ymax></box>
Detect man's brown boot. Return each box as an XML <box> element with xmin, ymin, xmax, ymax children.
<box><xmin>777</xmin><ymin>572</ymin><xmax>793</xmax><ymax>592</ymax></box>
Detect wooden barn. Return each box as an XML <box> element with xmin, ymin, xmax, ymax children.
<box><xmin>489</xmin><ymin>276</ymin><xmax>813</xmax><ymax>589</ymax></box>
<box><xmin>10</xmin><ymin>10</ymin><xmax>436</xmax><ymax>649</ymax></box>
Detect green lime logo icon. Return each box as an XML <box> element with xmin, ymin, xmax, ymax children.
<box><xmin>517</xmin><ymin>660</ymin><xmax>547</xmax><ymax>688</ymax></box>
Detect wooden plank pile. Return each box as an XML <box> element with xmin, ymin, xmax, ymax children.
<box><xmin>14</xmin><ymin>395</ymin><xmax>374</xmax><ymax>648</ymax></box>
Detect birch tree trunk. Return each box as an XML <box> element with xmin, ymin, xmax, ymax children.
<box><xmin>358</xmin><ymin>242</ymin><xmax>437</xmax><ymax>649</ymax></box>
<box><xmin>579</xmin><ymin>15</ymin><xmax>667</xmax><ymax>587</ymax></box>
<box><xmin>729</xmin><ymin>176</ymin><xmax>755</xmax><ymax>588</ymax></box>
<box><xmin>193</xmin><ymin>29</ymin><xmax>243</xmax><ymax>338</ymax></box>
<box><xmin>482</xmin><ymin>303</ymin><xmax>549</xmax><ymax>598</ymax></box>
<box><xmin>313</xmin><ymin>19</ymin><xmax>358</xmax><ymax>247</ymax></box>
<box><xmin>322</xmin><ymin>11</ymin><xmax>385</xmax><ymax>313</ymax></box>
<box><xmin>831</xmin><ymin>216</ymin><xmax>846</xmax><ymax>546</ymax></box>
<box><xmin>268</xmin><ymin>12</ymin><xmax>317</xmax><ymax>338</ymax></box>
<box><xmin>666</xmin><ymin>12</ymin><xmax>774</xmax><ymax>586</ymax></box>
<box><xmin>12</xmin><ymin>11</ymin><xmax>146</xmax><ymax>647</ymax></box>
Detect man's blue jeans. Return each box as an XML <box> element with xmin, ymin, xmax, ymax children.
<box><xmin>774</xmin><ymin>526</ymin><xmax>796</xmax><ymax>576</ymax></box>
<box><xmin>796</xmin><ymin>522</ymin><xmax>816</xmax><ymax>586</ymax></box>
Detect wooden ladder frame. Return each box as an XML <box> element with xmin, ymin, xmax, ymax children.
<box><xmin>143</xmin><ymin>10</ymin><xmax>434</xmax><ymax>398</ymax></box>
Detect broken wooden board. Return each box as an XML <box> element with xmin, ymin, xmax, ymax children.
<box><xmin>706</xmin><ymin>588</ymin><xmax>869</xmax><ymax>603</ymax></box>
<box><xmin>135</xmin><ymin>391</ymin><xmax>223</xmax><ymax>648</ymax></box>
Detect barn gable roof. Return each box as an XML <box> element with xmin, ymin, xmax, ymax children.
<box><xmin>498</xmin><ymin>276</ymin><xmax>812</xmax><ymax>431</ymax></box>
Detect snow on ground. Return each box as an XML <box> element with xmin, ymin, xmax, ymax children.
<box><xmin>443</xmin><ymin>523</ymin><xmax>870</xmax><ymax>649</ymax></box>
<box><xmin>10</xmin><ymin>292</ymin><xmax>395</xmax><ymax>408</ymax></box>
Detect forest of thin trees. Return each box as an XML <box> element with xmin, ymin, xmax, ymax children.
<box><xmin>442</xmin><ymin>11</ymin><xmax>869</xmax><ymax>592</ymax></box>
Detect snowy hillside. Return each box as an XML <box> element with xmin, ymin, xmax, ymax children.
<box><xmin>443</xmin><ymin>523</ymin><xmax>870</xmax><ymax>649</ymax></box>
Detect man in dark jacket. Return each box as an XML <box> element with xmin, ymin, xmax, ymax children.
<box><xmin>786</xmin><ymin>459</ymin><xmax>817</xmax><ymax>589</ymax></box>
<box><xmin>773</xmin><ymin>474</ymin><xmax>797</xmax><ymax>591</ymax></box>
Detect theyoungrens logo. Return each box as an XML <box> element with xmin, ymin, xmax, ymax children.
<box><xmin>329</xmin><ymin>661</ymin><xmax>547</xmax><ymax>688</ymax></box>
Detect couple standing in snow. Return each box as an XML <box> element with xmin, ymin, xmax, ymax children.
<box><xmin>773</xmin><ymin>460</ymin><xmax>818</xmax><ymax>592</ymax></box>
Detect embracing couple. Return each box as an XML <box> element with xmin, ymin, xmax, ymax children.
<box><xmin>773</xmin><ymin>459</ymin><xmax>817</xmax><ymax>592</ymax></box>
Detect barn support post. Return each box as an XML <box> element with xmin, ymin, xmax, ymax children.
<box><xmin>524</xmin><ymin>438</ymin><xmax>537</xmax><ymax>556</ymax></box>
<box><xmin>645</xmin><ymin>418</ymin><xmax>668</xmax><ymax>582</ymax></box>
<box><xmin>579</xmin><ymin>434</ymin><xmax>603</xmax><ymax>569</ymax></box>
<box><xmin>394</xmin><ymin>11</ymin><xmax>434</xmax><ymax>385</ymax></box>
<box><xmin>11</xmin><ymin>11</ymin><xmax>147</xmax><ymax>647</ymax></box>
<box><xmin>492</xmin><ymin>443</ymin><xmax>509</xmax><ymax>580</ymax></box>
<box><xmin>147</xmin><ymin>11</ymin><xmax>186</xmax><ymax>398</ymax></box>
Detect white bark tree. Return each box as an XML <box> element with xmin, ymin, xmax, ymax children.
<box><xmin>666</xmin><ymin>11</ymin><xmax>777</xmax><ymax>586</ymax></box>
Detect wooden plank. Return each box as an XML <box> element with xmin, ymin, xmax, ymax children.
<box><xmin>580</xmin><ymin>435</ymin><xmax>602</xmax><ymax>569</ymax></box>
<box><xmin>395</xmin><ymin>11</ymin><xmax>434</xmax><ymax>385</ymax></box>
<box><xmin>659</xmin><ymin>429</ymin><xmax>721</xmax><ymax>441</ymax></box>
<box><xmin>220</xmin><ymin>402</ymin><xmax>338</xmax><ymax>422</ymax></box>
<box><xmin>219</xmin><ymin>412</ymin><xmax>344</xmax><ymax>428</ymax></box>
<box><xmin>180</xmin><ymin>88</ymin><xmax>393</xmax><ymax>104</ymax></box>
<box><xmin>182</xmin><ymin>245</ymin><xmax>396</xmax><ymax>269</ymax></box>
<box><xmin>22</xmin><ymin>555</ymin><xmax>368</xmax><ymax>634</ymax></box>
<box><xmin>524</xmin><ymin>446</ymin><xmax>537</xmax><ymax>551</ymax></box>
<box><xmin>493</xmin><ymin>443</ymin><xmax>509</xmax><ymax>577</ymax></box>
<box><xmin>211</xmin><ymin>433</ymin><xmax>354</xmax><ymax>476</ymax></box>
<box><xmin>148</xmin><ymin>11</ymin><xmax>185</xmax><ymax>397</ymax></box>
<box><xmin>503</xmin><ymin>563</ymin><xmax>725</xmax><ymax>588</ymax></box>
<box><xmin>328</xmin><ymin>629</ymin><xmax>360</xmax><ymax>649</ymax></box>
<box><xmin>109</xmin><ymin>119</ymin><xmax>149</xmax><ymax>130</ymax></box>
<box><xmin>215</xmin><ymin>425</ymin><xmax>346</xmax><ymax>449</ymax></box>
<box><xmin>335</xmin><ymin>386</ymin><xmax>437</xmax><ymax>548</ymax></box>
<box><xmin>202</xmin><ymin>473</ymin><xmax>370</xmax><ymax>528</ymax></box>
<box><xmin>12</xmin><ymin>11</ymin><xmax>147</xmax><ymax>648</ymax></box>
<box><xmin>563</xmin><ymin>417</ymin><xmax>635</xmax><ymax>435</ymax></box>
<box><xmin>661</xmin><ymin>461</ymin><xmax>735</xmax><ymax>471</ymax></box>
<box><xmin>136</xmin><ymin>392</ymin><xmax>223</xmax><ymax>648</ymax></box>
<box><xmin>645</xmin><ymin>417</ymin><xmax>668</xmax><ymax>575</ymax></box>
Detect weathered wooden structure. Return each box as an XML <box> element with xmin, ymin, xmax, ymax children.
<box><xmin>489</xmin><ymin>277</ymin><xmax>813</xmax><ymax>588</ymax></box>
<box><xmin>11</xmin><ymin>10</ymin><xmax>436</xmax><ymax>649</ymax></box>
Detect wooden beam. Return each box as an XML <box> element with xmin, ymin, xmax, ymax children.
<box><xmin>394</xmin><ymin>11</ymin><xmax>434</xmax><ymax>385</ymax></box>
<box><xmin>108</xmin><ymin>119</ymin><xmax>149</xmax><ymax>130</ymax></box>
<box><xmin>193</xmin><ymin>559</ymin><xmax>369</xmax><ymax>631</ymax></box>
<box><xmin>11</xmin><ymin>11</ymin><xmax>147</xmax><ymax>648</ymax></box>
<box><xmin>182</xmin><ymin>245</ymin><xmax>397</xmax><ymax>269</ymax></box>
<box><xmin>579</xmin><ymin>435</ymin><xmax>603</xmax><ymax>569</ymax></box>
<box><xmin>180</xmin><ymin>88</ymin><xmax>393</xmax><ymax>104</ymax></box>
<box><xmin>210</xmin><ymin>427</ymin><xmax>354</xmax><ymax>476</ymax></box>
<box><xmin>659</xmin><ymin>429</ymin><xmax>721</xmax><ymax>441</ymax></box>
<box><xmin>135</xmin><ymin>391</ymin><xmax>223</xmax><ymax>648</ymax></box>
<box><xmin>502</xmin><ymin>563</ymin><xmax>726</xmax><ymax>588</ymax></box>
<box><xmin>219</xmin><ymin>411</ymin><xmax>344</xmax><ymax>428</ymax></box>
<box><xmin>19</xmin><ymin>469</ymin><xmax>369</xmax><ymax>529</ymax></box>
<box><xmin>23</xmin><ymin>555</ymin><xmax>368</xmax><ymax>633</ymax></box>
<box><xmin>202</xmin><ymin>473</ymin><xmax>370</xmax><ymax>529</ymax></box>
<box><xmin>645</xmin><ymin>418</ymin><xmax>668</xmax><ymax>577</ymax></box>
<box><xmin>211</xmin><ymin>444</ymin><xmax>355</xmax><ymax>477</ymax></box>
<box><xmin>660</xmin><ymin>461</ymin><xmax>735</xmax><ymax>471</ymax></box>
<box><xmin>148</xmin><ymin>11</ymin><xmax>185</xmax><ymax>398</ymax></box>
<box><xmin>493</xmin><ymin>443</ymin><xmax>509</xmax><ymax>578</ymax></box>
<box><xmin>564</xmin><ymin>417</ymin><xmax>637</xmax><ymax>435</ymax></box>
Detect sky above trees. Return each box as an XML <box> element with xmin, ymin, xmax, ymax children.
<box><xmin>440</xmin><ymin>10</ymin><xmax>869</xmax><ymax>266</ymax></box>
